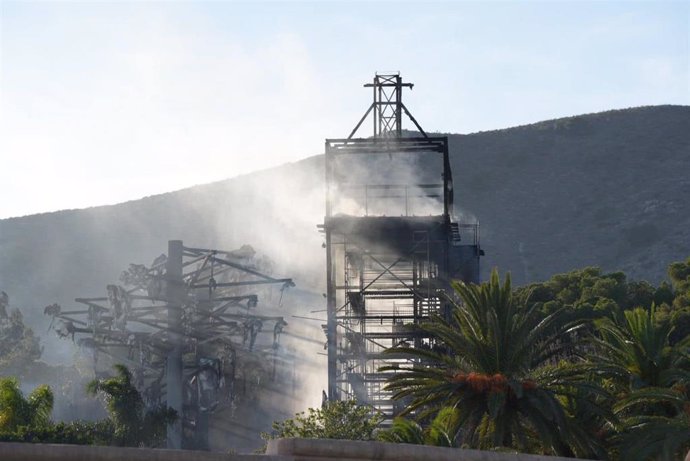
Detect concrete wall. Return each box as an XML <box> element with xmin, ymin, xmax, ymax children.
<box><xmin>0</xmin><ymin>442</ymin><xmax>290</xmax><ymax>461</ymax></box>
<box><xmin>266</xmin><ymin>438</ymin><xmax>595</xmax><ymax>461</ymax></box>
<box><xmin>0</xmin><ymin>439</ymin><xmax>598</xmax><ymax>461</ymax></box>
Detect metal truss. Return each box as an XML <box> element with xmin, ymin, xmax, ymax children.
<box><xmin>348</xmin><ymin>73</ymin><xmax>427</xmax><ymax>139</ymax></box>
<box><xmin>45</xmin><ymin>240</ymin><xmax>294</xmax><ymax>449</ymax></box>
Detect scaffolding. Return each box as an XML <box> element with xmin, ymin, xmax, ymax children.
<box><xmin>322</xmin><ymin>73</ymin><xmax>482</xmax><ymax>416</ymax></box>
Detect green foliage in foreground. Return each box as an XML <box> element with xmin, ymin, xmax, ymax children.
<box><xmin>275</xmin><ymin>259</ymin><xmax>690</xmax><ymax>460</ymax></box>
<box><xmin>86</xmin><ymin>364</ymin><xmax>177</xmax><ymax>447</ymax></box>
<box><xmin>377</xmin><ymin>260</ymin><xmax>690</xmax><ymax>460</ymax></box>
<box><xmin>0</xmin><ymin>365</ymin><xmax>175</xmax><ymax>447</ymax></box>
<box><xmin>591</xmin><ymin>306</ymin><xmax>690</xmax><ymax>461</ymax></box>
<box><xmin>262</xmin><ymin>400</ymin><xmax>383</xmax><ymax>442</ymax></box>
<box><xmin>2</xmin><ymin>258</ymin><xmax>689</xmax><ymax>458</ymax></box>
<box><xmin>0</xmin><ymin>377</ymin><xmax>53</xmax><ymax>432</ymax></box>
<box><xmin>384</xmin><ymin>269</ymin><xmax>608</xmax><ymax>459</ymax></box>
<box><xmin>0</xmin><ymin>420</ymin><xmax>115</xmax><ymax>445</ymax></box>
<box><xmin>0</xmin><ymin>376</ymin><xmax>113</xmax><ymax>445</ymax></box>
<box><xmin>378</xmin><ymin>407</ymin><xmax>460</xmax><ymax>448</ymax></box>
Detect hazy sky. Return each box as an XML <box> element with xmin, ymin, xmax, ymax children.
<box><xmin>1</xmin><ymin>1</ymin><xmax>688</xmax><ymax>219</ymax></box>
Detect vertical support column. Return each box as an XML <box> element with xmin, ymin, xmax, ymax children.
<box><xmin>196</xmin><ymin>413</ymin><xmax>209</xmax><ymax>450</ymax></box>
<box><xmin>325</xmin><ymin>142</ymin><xmax>332</xmax><ymax>219</ymax></box>
<box><xmin>326</xmin><ymin>229</ymin><xmax>338</xmax><ymax>401</ymax></box>
<box><xmin>372</xmin><ymin>76</ymin><xmax>378</xmax><ymax>137</ymax></box>
<box><xmin>166</xmin><ymin>240</ymin><xmax>184</xmax><ymax>449</ymax></box>
<box><xmin>442</xmin><ymin>138</ymin><xmax>451</xmax><ymax>218</ymax></box>
<box><xmin>395</xmin><ymin>74</ymin><xmax>402</xmax><ymax>135</ymax></box>
<box><xmin>324</xmin><ymin>144</ymin><xmax>338</xmax><ymax>401</ymax></box>
<box><xmin>412</xmin><ymin>253</ymin><xmax>420</xmax><ymax>349</ymax></box>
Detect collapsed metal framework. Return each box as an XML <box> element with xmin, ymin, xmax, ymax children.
<box><xmin>45</xmin><ymin>240</ymin><xmax>293</xmax><ymax>449</ymax></box>
<box><xmin>322</xmin><ymin>73</ymin><xmax>482</xmax><ymax>416</ymax></box>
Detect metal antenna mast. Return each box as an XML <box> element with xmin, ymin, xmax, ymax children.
<box><xmin>347</xmin><ymin>73</ymin><xmax>428</xmax><ymax>139</ymax></box>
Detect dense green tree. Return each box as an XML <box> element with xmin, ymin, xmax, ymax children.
<box><xmin>668</xmin><ymin>257</ymin><xmax>690</xmax><ymax>311</ymax></box>
<box><xmin>518</xmin><ymin>262</ymin><xmax>690</xmax><ymax>357</ymax></box>
<box><xmin>514</xmin><ymin>266</ymin><xmax>685</xmax><ymax>319</ymax></box>
<box><xmin>613</xmin><ymin>388</ymin><xmax>690</xmax><ymax>461</ymax></box>
<box><xmin>0</xmin><ymin>377</ymin><xmax>53</xmax><ymax>432</ymax></box>
<box><xmin>592</xmin><ymin>306</ymin><xmax>690</xmax><ymax>389</ymax></box>
<box><xmin>669</xmin><ymin>257</ymin><xmax>690</xmax><ymax>290</ymax></box>
<box><xmin>0</xmin><ymin>375</ymin><xmax>114</xmax><ymax>445</ymax></box>
<box><xmin>624</xmin><ymin>281</ymin><xmax>656</xmax><ymax>310</ymax></box>
<box><xmin>384</xmin><ymin>269</ymin><xmax>606</xmax><ymax>458</ymax></box>
<box><xmin>86</xmin><ymin>364</ymin><xmax>176</xmax><ymax>447</ymax></box>
<box><xmin>653</xmin><ymin>281</ymin><xmax>676</xmax><ymax>308</ymax></box>
<box><xmin>589</xmin><ymin>306</ymin><xmax>690</xmax><ymax>460</ymax></box>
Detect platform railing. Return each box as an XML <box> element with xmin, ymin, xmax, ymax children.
<box><xmin>338</xmin><ymin>183</ymin><xmax>444</xmax><ymax>216</ymax></box>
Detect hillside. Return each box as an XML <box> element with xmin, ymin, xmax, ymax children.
<box><xmin>453</xmin><ymin>105</ymin><xmax>690</xmax><ymax>285</ymax></box>
<box><xmin>1</xmin><ymin>104</ymin><xmax>688</xmax><ymax>356</ymax></box>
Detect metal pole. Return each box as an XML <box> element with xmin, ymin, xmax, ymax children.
<box><xmin>443</xmin><ymin>140</ymin><xmax>450</xmax><ymax>218</ymax></box>
<box><xmin>166</xmin><ymin>240</ymin><xmax>184</xmax><ymax>449</ymax></box>
<box><xmin>326</xmin><ymin>229</ymin><xmax>338</xmax><ymax>400</ymax></box>
<box><xmin>372</xmin><ymin>76</ymin><xmax>377</xmax><ymax>137</ymax></box>
<box><xmin>324</xmin><ymin>143</ymin><xmax>338</xmax><ymax>401</ymax></box>
<box><xmin>395</xmin><ymin>75</ymin><xmax>402</xmax><ymax>135</ymax></box>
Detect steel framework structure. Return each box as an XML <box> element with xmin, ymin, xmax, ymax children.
<box><xmin>322</xmin><ymin>73</ymin><xmax>482</xmax><ymax>416</ymax></box>
<box><xmin>45</xmin><ymin>240</ymin><xmax>294</xmax><ymax>449</ymax></box>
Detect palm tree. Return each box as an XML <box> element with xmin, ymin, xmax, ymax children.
<box><xmin>613</xmin><ymin>388</ymin><xmax>690</xmax><ymax>461</ymax></box>
<box><xmin>592</xmin><ymin>306</ymin><xmax>690</xmax><ymax>390</ymax></box>
<box><xmin>0</xmin><ymin>377</ymin><xmax>53</xmax><ymax>432</ymax></box>
<box><xmin>377</xmin><ymin>407</ymin><xmax>460</xmax><ymax>447</ymax></box>
<box><xmin>591</xmin><ymin>306</ymin><xmax>690</xmax><ymax>460</ymax></box>
<box><xmin>383</xmin><ymin>269</ymin><xmax>606</xmax><ymax>457</ymax></box>
<box><xmin>87</xmin><ymin>364</ymin><xmax>176</xmax><ymax>447</ymax></box>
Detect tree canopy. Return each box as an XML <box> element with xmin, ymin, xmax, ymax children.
<box><xmin>0</xmin><ymin>377</ymin><xmax>53</xmax><ymax>432</ymax></box>
<box><xmin>0</xmin><ymin>292</ymin><xmax>41</xmax><ymax>374</ymax></box>
<box><xmin>381</xmin><ymin>258</ymin><xmax>690</xmax><ymax>460</ymax></box>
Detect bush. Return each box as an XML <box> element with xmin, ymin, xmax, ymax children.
<box><xmin>0</xmin><ymin>420</ymin><xmax>114</xmax><ymax>445</ymax></box>
<box><xmin>262</xmin><ymin>400</ymin><xmax>383</xmax><ymax>441</ymax></box>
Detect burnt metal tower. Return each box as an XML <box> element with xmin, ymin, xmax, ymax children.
<box><xmin>321</xmin><ymin>73</ymin><xmax>482</xmax><ymax>416</ymax></box>
<box><xmin>46</xmin><ymin>240</ymin><xmax>294</xmax><ymax>449</ymax></box>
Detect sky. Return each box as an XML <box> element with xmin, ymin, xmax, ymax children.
<box><xmin>1</xmin><ymin>1</ymin><xmax>688</xmax><ymax>219</ymax></box>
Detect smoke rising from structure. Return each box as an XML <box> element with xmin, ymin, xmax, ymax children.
<box><xmin>0</xmin><ymin>155</ymin><xmax>332</xmax><ymax>452</ymax></box>
<box><xmin>329</xmin><ymin>147</ymin><xmax>447</xmax><ymax>217</ymax></box>
<box><xmin>0</xmin><ymin>143</ymin><xmax>476</xmax><ymax>451</ymax></box>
